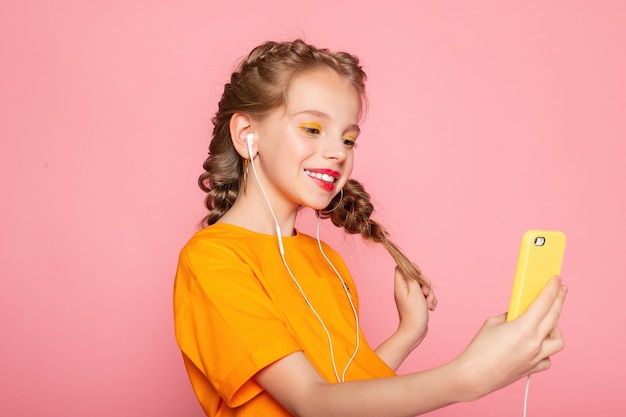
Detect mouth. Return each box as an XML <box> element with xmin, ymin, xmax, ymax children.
<box><xmin>304</xmin><ymin>169</ymin><xmax>339</xmax><ymax>184</ymax></box>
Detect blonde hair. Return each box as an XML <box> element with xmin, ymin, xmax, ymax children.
<box><xmin>198</xmin><ymin>39</ymin><xmax>429</xmax><ymax>287</ymax></box>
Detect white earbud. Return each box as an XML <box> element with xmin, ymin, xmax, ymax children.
<box><xmin>246</xmin><ymin>133</ymin><xmax>255</xmax><ymax>159</ymax></box>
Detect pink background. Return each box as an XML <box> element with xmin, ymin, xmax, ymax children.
<box><xmin>1</xmin><ymin>1</ymin><xmax>624</xmax><ymax>415</ymax></box>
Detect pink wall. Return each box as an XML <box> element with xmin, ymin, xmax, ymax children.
<box><xmin>1</xmin><ymin>1</ymin><xmax>624</xmax><ymax>416</ymax></box>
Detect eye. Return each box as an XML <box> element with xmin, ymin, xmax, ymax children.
<box><xmin>343</xmin><ymin>135</ymin><xmax>357</xmax><ymax>148</ymax></box>
<box><xmin>343</xmin><ymin>138</ymin><xmax>357</xmax><ymax>148</ymax></box>
<box><xmin>303</xmin><ymin>127</ymin><xmax>321</xmax><ymax>135</ymax></box>
<box><xmin>299</xmin><ymin>122</ymin><xmax>322</xmax><ymax>137</ymax></box>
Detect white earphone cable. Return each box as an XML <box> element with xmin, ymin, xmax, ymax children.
<box><xmin>315</xmin><ymin>216</ymin><xmax>360</xmax><ymax>381</ymax></box>
<box><xmin>247</xmin><ymin>137</ymin><xmax>284</xmax><ymax>254</ymax></box>
<box><xmin>246</xmin><ymin>139</ymin><xmax>359</xmax><ymax>382</ymax></box>
<box><xmin>523</xmin><ymin>375</ymin><xmax>531</xmax><ymax>417</ymax></box>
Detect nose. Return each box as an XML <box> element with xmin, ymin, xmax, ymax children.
<box><xmin>322</xmin><ymin>137</ymin><xmax>348</xmax><ymax>162</ymax></box>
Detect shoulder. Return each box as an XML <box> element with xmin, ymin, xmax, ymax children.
<box><xmin>179</xmin><ymin>223</ymin><xmax>298</xmax><ymax>279</ymax></box>
<box><xmin>181</xmin><ymin>223</ymin><xmax>266</xmax><ymax>258</ymax></box>
<box><xmin>177</xmin><ymin>224</ymin><xmax>255</xmax><ymax>277</ymax></box>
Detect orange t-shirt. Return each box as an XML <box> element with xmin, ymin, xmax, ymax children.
<box><xmin>173</xmin><ymin>223</ymin><xmax>396</xmax><ymax>416</ymax></box>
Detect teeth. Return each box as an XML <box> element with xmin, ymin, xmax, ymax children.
<box><xmin>305</xmin><ymin>170</ymin><xmax>337</xmax><ymax>183</ymax></box>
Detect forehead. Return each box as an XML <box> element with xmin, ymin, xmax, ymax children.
<box><xmin>284</xmin><ymin>67</ymin><xmax>362</xmax><ymax>122</ymax></box>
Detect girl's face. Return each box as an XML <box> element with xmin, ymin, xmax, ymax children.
<box><xmin>253</xmin><ymin>67</ymin><xmax>361</xmax><ymax>213</ymax></box>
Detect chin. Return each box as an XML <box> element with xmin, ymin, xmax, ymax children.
<box><xmin>300</xmin><ymin>199</ymin><xmax>332</xmax><ymax>212</ymax></box>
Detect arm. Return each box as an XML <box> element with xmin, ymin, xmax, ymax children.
<box><xmin>376</xmin><ymin>268</ymin><xmax>437</xmax><ymax>370</ymax></box>
<box><xmin>257</xmin><ymin>351</ymin><xmax>461</xmax><ymax>417</ymax></box>
<box><xmin>255</xmin><ymin>277</ymin><xmax>567</xmax><ymax>417</ymax></box>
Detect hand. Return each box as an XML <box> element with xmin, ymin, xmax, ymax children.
<box><xmin>374</xmin><ymin>267</ymin><xmax>437</xmax><ymax>369</ymax></box>
<box><xmin>453</xmin><ymin>276</ymin><xmax>568</xmax><ymax>401</ymax></box>
<box><xmin>393</xmin><ymin>267</ymin><xmax>437</xmax><ymax>350</ymax></box>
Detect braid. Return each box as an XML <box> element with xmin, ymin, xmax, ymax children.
<box><xmin>198</xmin><ymin>114</ymin><xmax>242</xmax><ymax>226</ymax></box>
<box><xmin>196</xmin><ymin>40</ymin><xmax>428</xmax><ymax>286</ymax></box>
<box><xmin>198</xmin><ymin>39</ymin><xmax>366</xmax><ymax>227</ymax></box>
<box><xmin>319</xmin><ymin>179</ymin><xmax>430</xmax><ymax>287</ymax></box>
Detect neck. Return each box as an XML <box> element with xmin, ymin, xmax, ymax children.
<box><xmin>218</xmin><ymin>187</ymin><xmax>298</xmax><ymax>237</ymax></box>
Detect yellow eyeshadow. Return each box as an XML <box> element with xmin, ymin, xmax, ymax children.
<box><xmin>298</xmin><ymin>122</ymin><xmax>322</xmax><ymax>130</ymax></box>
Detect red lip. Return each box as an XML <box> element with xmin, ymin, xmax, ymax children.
<box><xmin>305</xmin><ymin>168</ymin><xmax>340</xmax><ymax>192</ymax></box>
<box><xmin>306</xmin><ymin>168</ymin><xmax>340</xmax><ymax>177</ymax></box>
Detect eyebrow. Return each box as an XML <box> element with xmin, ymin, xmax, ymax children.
<box><xmin>293</xmin><ymin>110</ymin><xmax>361</xmax><ymax>134</ymax></box>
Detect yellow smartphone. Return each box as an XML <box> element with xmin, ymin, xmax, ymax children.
<box><xmin>506</xmin><ymin>230</ymin><xmax>566</xmax><ymax>321</ymax></box>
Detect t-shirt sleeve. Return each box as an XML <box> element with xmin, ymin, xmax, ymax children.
<box><xmin>174</xmin><ymin>238</ymin><xmax>303</xmax><ymax>407</ymax></box>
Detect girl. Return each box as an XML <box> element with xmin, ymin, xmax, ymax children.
<box><xmin>173</xmin><ymin>39</ymin><xmax>567</xmax><ymax>417</ymax></box>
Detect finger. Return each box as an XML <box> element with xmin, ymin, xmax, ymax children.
<box><xmin>536</xmin><ymin>283</ymin><xmax>568</xmax><ymax>338</ymax></box>
<box><xmin>425</xmin><ymin>288</ymin><xmax>437</xmax><ymax>311</ymax></box>
<box><xmin>403</xmin><ymin>273</ymin><xmax>423</xmax><ymax>295</ymax></box>
<box><xmin>539</xmin><ymin>325</ymin><xmax>565</xmax><ymax>358</ymax></box>
<box><xmin>421</xmin><ymin>283</ymin><xmax>430</xmax><ymax>297</ymax></box>
<box><xmin>490</xmin><ymin>313</ymin><xmax>508</xmax><ymax>326</ymax></box>
<box><xmin>394</xmin><ymin>267</ymin><xmax>406</xmax><ymax>288</ymax></box>
<box><xmin>393</xmin><ymin>267</ymin><xmax>410</xmax><ymax>300</ymax></box>
<box><xmin>520</xmin><ymin>276</ymin><xmax>563</xmax><ymax>325</ymax></box>
<box><xmin>420</xmin><ymin>273</ymin><xmax>431</xmax><ymax>290</ymax></box>
<box><xmin>547</xmin><ymin>323</ymin><xmax>563</xmax><ymax>342</ymax></box>
<box><xmin>420</xmin><ymin>274</ymin><xmax>432</xmax><ymax>297</ymax></box>
<box><xmin>529</xmin><ymin>357</ymin><xmax>552</xmax><ymax>375</ymax></box>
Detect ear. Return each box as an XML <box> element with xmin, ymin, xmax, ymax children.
<box><xmin>230</xmin><ymin>113</ymin><xmax>256</xmax><ymax>159</ymax></box>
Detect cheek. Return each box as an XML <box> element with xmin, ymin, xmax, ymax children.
<box><xmin>345</xmin><ymin>153</ymin><xmax>355</xmax><ymax>174</ymax></box>
<box><xmin>295</xmin><ymin>136</ymin><xmax>318</xmax><ymax>153</ymax></box>
<box><xmin>288</xmin><ymin>140</ymin><xmax>318</xmax><ymax>164</ymax></box>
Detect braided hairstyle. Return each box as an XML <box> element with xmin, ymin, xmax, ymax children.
<box><xmin>199</xmin><ymin>39</ymin><xmax>430</xmax><ymax>287</ymax></box>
